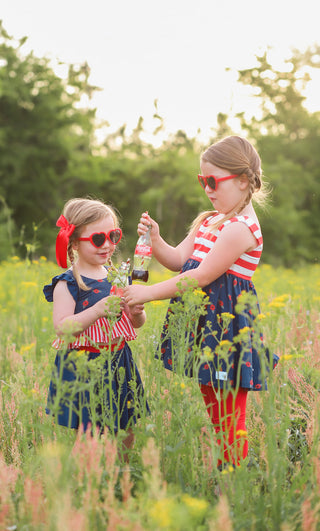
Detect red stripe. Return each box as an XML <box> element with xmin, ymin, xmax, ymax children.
<box><xmin>194</xmin><ymin>243</ymin><xmax>213</xmax><ymax>253</ymax></box>
<box><xmin>74</xmin><ymin>339</ymin><xmax>126</xmax><ymax>353</ymax></box>
<box><xmin>235</xmin><ymin>258</ymin><xmax>257</xmax><ymax>271</ymax></box>
<box><xmin>248</xmin><ymin>250</ymin><xmax>262</xmax><ymax>258</ymax></box>
<box><xmin>226</xmin><ymin>270</ymin><xmax>251</xmax><ymax>280</ymax></box>
<box><xmin>195</xmin><ymin>232</ymin><xmax>216</xmax><ymax>243</ymax></box>
<box><xmin>51</xmin><ymin>312</ymin><xmax>136</xmax><ymax>350</ymax></box>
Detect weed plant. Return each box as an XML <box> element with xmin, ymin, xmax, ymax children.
<box><xmin>0</xmin><ymin>256</ymin><xmax>319</xmax><ymax>529</ymax></box>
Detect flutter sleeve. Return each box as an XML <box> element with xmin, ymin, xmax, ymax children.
<box><xmin>43</xmin><ymin>270</ymin><xmax>79</xmax><ymax>302</ymax></box>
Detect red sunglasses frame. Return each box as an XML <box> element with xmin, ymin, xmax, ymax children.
<box><xmin>198</xmin><ymin>174</ymin><xmax>238</xmax><ymax>190</ymax></box>
<box><xmin>78</xmin><ymin>228</ymin><xmax>122</xmax><ymax>247</ymax></box>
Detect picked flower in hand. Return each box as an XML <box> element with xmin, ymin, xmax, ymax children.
<box><xmin>107</xmin><ymin>259</ymin><xmax>131</xmax><ymax>295</ymax></box>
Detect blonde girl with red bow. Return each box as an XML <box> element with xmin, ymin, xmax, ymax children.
<box><xmin>44</xmin><ymin>197</ymin><xmax>149</xmax><ymax>457</ymax></box>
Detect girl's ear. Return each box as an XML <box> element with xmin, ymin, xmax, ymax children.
<box><xmin>238</xmin><ymin>174</ymin><xmax>249</xmax><ymax>190</ymax></box>
<box><xmin>72</xmin><ymin>239</ymin><xmax>79</xmax><ymax>251</ymax></box>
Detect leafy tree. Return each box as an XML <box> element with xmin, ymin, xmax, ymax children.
<box><xmin>88</xmin><ymin>125</ymin><xmax>206</xmax><ymax>256</ymax></box>
<box><xmin>1</xmin><ymin>19</ymin><xmax>319</xmax><ymax>267</ymax></box>
<box><xmin>236</xmin><ymin>46</ymin><xmax>320</xmax><ymax>265</ymax></box>
<box><xmin>0</xmin><ymin>21</ymin><xmax>99</xmax><ymax>259</ymax></box>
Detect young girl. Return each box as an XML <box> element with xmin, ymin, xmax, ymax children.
<box><xmin>44</xmin><ymin>197</ymin><xmax>148</xmax><ymax>454</ymax></box>
<box><xmin>124</xmin><ymin>136</ymin><xmax>278</xmax><ymax>467</ymax></box>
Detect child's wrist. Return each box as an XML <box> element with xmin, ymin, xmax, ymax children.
<box><xmin>151</xmin><ymin>232</ymin><xmax>161</xmax><ymax>245</ymax></box>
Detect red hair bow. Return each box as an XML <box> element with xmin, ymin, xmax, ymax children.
<box><xmin>55</xmin><ymin>215</ymin><xmax>76</xmax><ymax>268</ymax></box>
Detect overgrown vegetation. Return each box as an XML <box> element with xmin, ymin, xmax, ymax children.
<box><xmin>0</xmin><ymin>258</ymin><xmax>319</xmax><ymax>529</ymax></box>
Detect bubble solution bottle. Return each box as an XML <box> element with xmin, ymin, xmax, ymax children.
<box><xmin>131</xmin><ymin>226</ymin><xmax>152</xmax><ymax>282</ymax></box>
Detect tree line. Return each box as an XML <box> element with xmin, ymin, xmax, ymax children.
<box><xmin>0</xmin><ymin>21</ymin><xmax>319</xmax><ymax>266</ymax></box>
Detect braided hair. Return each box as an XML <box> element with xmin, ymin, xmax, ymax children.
<box><xmin>190</xmin><ymin>136</ymin><xmax>268</xmax><ymax>233</ymax></box>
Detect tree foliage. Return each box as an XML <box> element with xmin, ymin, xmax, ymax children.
<box><xmin>237</xmin><ymin>47</ymin><xmax>320</xmax><ymax>264</ymax></box>
<box><xmin>0</xmin><ymin>21</ymin><xmax>99</xmax><ymax>258</ymax></box>
<box><xmin>0</xmin><ymin>20</ymin><xmax>319</xmax><ymax>266</ymax></box>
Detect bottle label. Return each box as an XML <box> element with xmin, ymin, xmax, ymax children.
<box><xmin>135</xmin><ymin>244</ymin><xmax>152</xmax><ymax>257</ymax></box>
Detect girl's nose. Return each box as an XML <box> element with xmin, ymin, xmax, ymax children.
<box><xmin>101</xmin><ymin>240</ymin><xmax>114</xmax><ymax>250</ymax></box>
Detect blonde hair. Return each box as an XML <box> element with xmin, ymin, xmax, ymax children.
<box><xmin>63</xmin><ymin>197</ymin><xmax>120</xmax><ymax>290</ymax></box>
<box><xmin>190</xmin><ymin>135</ymin><xmax>269</xmax><ymax>233</ymax></box>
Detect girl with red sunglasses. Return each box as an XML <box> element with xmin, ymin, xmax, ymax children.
<box><xmin>124</xmin><ymin>136</ymin><xmax>278</xmax><ymax>470</ymax></box>
<box><xmin>43</xmin><ymin>197</ymin><xmax>149</xmax><ymax>460</ymax></box>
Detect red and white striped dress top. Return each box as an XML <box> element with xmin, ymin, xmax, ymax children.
<box><xmin>52</xmin><ymin>312</ymin><xmax>137</xmax><ymax>350</ymax></box>
<box><xmin>190</xmin><ymin>215</ymin><xmax>263</xmax><ymax>280</ymax></box>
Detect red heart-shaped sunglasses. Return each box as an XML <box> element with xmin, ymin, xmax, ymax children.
<box><xmin>78</xmin><ymin>229</ymin><xmax>122</xmax><ymax>247</ymax></box>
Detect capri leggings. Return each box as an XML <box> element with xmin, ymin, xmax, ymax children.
<box><xmin>200</xmin><ymin>385</ymin><xmax>249</xmax><ymax>467</ymax></box>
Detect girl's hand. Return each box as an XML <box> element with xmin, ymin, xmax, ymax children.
<box><xmin>124</xmin><ymin>300</ymin><xmax>146</xmax><ymax>328</ymax></box>
<box><xmin>96</xmin><ymin>295</ymin><xmax>124</xmax><ymax>319</ymax></box>
<box><xmin>138</xmin><ymin>212</ymin><xmax>160</xmax><ymax>240</ymax></box>
<box><xmin>127</xmin><ymin>303</ymin><xmax>145</xmax><ymax>316</ymax></box>
<box><xmin>124</xmin><ymin>285</ymin><xmax>151</xmax><ymax>306</ymax></box>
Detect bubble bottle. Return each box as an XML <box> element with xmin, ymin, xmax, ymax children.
<box><xmin>131</xmin><ymin>225</ymin><xmax>152</xmax><ymax>282</ymax></box>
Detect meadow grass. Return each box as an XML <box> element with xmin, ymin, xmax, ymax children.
<box><xmin>0</xmin><ymin>256</ymin><xmax>319</xmax><ymax>530</ymax></box>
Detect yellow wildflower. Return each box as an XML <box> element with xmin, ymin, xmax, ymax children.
<box><xmin>239</xmin><ymin>326</ymin><xmax>251</xmax><ymax>334</ymax></box>
<box><xmin>221</xmin><ymin>312</ymin><xmax>235</xmax><ymax>320</ymax></box>
<box><xmin>268</xmin><ymin>301</ymin><xmax>286</xmax><ymax>309</ymax></box>
<box><xmin>181</xmin><ymin>493</ymin><xmax>208</xmax><ymax>516</ymax></box>
<box><xmin>279</xmin><ymin>354</ymin><xmax>303</xmax><ymax>361</ymax></box>
<box><xmin>20</xmin><ymin>342</ymin><xmax>36</xmax><ymax>356</ymax></box>
<box><xmin>21</xmin><ymin>281</ymin><xmax>37</xmax><ymax>288</ymax></box>
<box><xmin>219</xmin><ymin>340</ymin><xmax>232</xmax><ymax>347</ymax></box>
<box><xmin>236</xmin><ymin>429</ymin><xmax>248</xmax><ymax>437</ymax></box>
<box><xmin>148</xmin><ymin>498</ymin><xmax>175</xmax><ymax>528</ymax></box>
<box><xmin>268</xmin><ymin>294</ymin><xmax>290</xmax><ymax>309</ymax></box>
<box><xmin>221</xmin><ymin>465</ymin><xmax>235</xmax><ymax>475</ymax></box>
<box><xmin>194</xmin><ymin>289</ymin><xmax>207</xmax><ymax>296</ymax></box>
<box><xmin>202</xmin><ymin>346</ymin><xmax>214</xmax><ymax>360</ymax></box>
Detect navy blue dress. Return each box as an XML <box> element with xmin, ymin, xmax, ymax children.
<box><xmin>158</xmin><ymin>215</ymin><xmax>279</xmax><ymax>391</ymax></box>
<box><xmin>44</xmin><ymin>268</ymin><xmax>149</xmax><ymax>433</ymax></box>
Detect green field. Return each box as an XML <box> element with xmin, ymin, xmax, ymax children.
<box><xmin>1</xmin><ymin>257</ymin><xmax>320</xmax><ymax>530</ymax></box>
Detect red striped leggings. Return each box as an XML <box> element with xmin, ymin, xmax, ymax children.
<box><xmin>200</xmin><ymin>385</ymin><xmax>249</xmax><ymax>467</ymax></box>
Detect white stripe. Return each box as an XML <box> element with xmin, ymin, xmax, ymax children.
<box><xmin>239</xmin><ymin>253</ymin><xmax>261</xmax><ymax>265</ymax></box>
<box><xmin>192</xmin><ymin>249</ymin><xmax>208</xmax><ymax>260</ymax></box>
<box><xmin>229</xmin><ymin>263</ymin><xmax>254</xmax><ymax>277</ymax></box>
<box><xmin>224</xmin><ymin>216</ymin><xmax>262</xmax><ymax>242</ymax></box>
<box><xmin>194</xmin><ymin>235</ymin><xmax>215</xmax><ymax>247</ymax></box>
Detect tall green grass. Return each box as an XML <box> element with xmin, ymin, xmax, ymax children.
<box><xmin>0</xmin><ymin>256</ymin><xmax>319</xmax><ymax>529</ymax></box>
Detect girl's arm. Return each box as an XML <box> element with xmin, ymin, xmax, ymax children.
<box><xmin>125</xmin><ymin>222</ymin><xmax>257</xmax><ymax>305</ymax></box>
<box><xmin>138</xmin><ymin>212</ymin><xmax>196</xmax><ymax>272</ymax></box>
<box><xmin>53</xmin><ymin>281</ymin><xmax>123</xmax><ymax>336</ymax></box>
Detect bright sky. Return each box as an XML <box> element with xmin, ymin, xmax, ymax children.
<box><xmin>1</xmin><ymin>0</ymin><xmax>320</xmax><ymax>143</ymax></box>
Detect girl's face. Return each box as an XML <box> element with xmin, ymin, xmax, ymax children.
<box><xmin>73</xmin><ymin>216</ymin><xmax>117</xmax><ymax>266</ymax></box>
<box><xmin>199</xmin><ymin>161</ymin><xmax>248</xmax><ymax>215</ymax></box>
